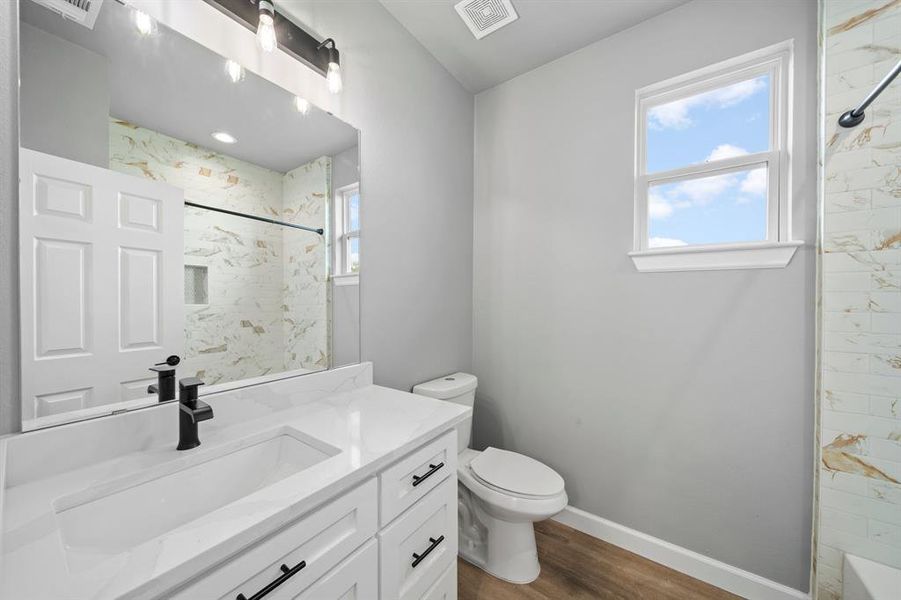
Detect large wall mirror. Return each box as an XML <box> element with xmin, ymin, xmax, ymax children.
<box><xmin>18</xmin><ymin>0</ymin><xmax>361</xmax><ymax>430</ymax></box>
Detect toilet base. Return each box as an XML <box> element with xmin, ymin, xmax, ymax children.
<box><xmin>459</xmin><ymin>520</ymin><xmax>540</xmax><ymax>584</ymax></box>
<box><xmin>458</xmin><ymin>487</ymin><xmax>541</xmax><ymax>584</ymax></box>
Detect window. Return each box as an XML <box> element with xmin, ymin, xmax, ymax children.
<box><xmin>631</xmin><ymin>41</ymin><xmax>801</xmax><ymax>272</ymax></box>
<box><xmin>334</xmin><ymin>183</ymin><xmax>360</xmax><ymax>277</ymax></box>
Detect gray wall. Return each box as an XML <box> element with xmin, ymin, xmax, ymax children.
<box><xmin>0</xmin><ymin>0</ymin><xmax>20</xmax><ymax>436</ymax></box>
<box><xmin>280</xmin><ymin>1</ymin><xmax>474</xmax><ymax>392</ymax></box>
<box><xmin>332</xmin><ymin>144</ymin><xmax>360</xmax><ymax>367</ymax></box>
<box><xmin>19</xmin><ymin>23</ymin><xmax>109</xmax><ymax>168</ymax></box>
<box><xmin>332</xmin><ymin>144</ymin><xmax>359</xmax><ymax>191</ymax></box>
<box><xmin>473</xmin><ymin>0</ymin><xmax>816</xmax><ymax>591</ymax></box>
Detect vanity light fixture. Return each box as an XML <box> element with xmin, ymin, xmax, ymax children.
<box><xmin>133</xmin><ymin>9</ymin><xmax>156</xmax><ymax>36</ymax></box>
<box><xmin>318</xmin><ymin>38</ymin><xmax>342</xmax><ymax>94</ymax></box>
<box><xmin>293</xmin><ymin>96</ymin><xmax>311</xmax><ymax>115</ymax></box>
<box><xmin>225</xmin><ymin>59</ymin><xmax>245</xmax><ymax>83</ymax></box>
<box><xmin>256</xmin><ymin>0</ymin><xmax>277</xmax><ymax>53</ymax></box>
<box><xmin>211</xmin><ymin>131</ymin><xmax>237</xmax><ymax>144</ymax></box>
<box><xmin>205</xmin><ymin>0</ymin><xmax>345</xmax><ymax>94</ymax></box>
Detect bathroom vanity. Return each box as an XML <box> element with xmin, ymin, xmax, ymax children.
<box><xmin>0</xmin><ymin>363</ymin><xmax>469</xmax><ymax>599</ymax></box>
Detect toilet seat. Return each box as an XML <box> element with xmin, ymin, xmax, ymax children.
<box><xmin>470</xmin><ymin>447</ymin><xmax>564</xmax><ymax>498</ymax></box>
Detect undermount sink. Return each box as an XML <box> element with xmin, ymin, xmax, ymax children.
<box><xmin>53</xmin><ymin>427</ymin><xmax>339</xmax><ymax>569</ymax></box>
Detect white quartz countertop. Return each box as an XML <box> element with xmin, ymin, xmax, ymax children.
<box><xmin>0</xmin><ymin>368</ymin><xmax>469</xmax><ymax>599</ymax></box>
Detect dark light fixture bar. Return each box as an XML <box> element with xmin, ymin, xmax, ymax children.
<box><xmin>838</xmin><ymin>59</ymin><xmax>901</xmax><ymax>128</ymax></box>
<box><xmin>185</xmin><ymin>200</ymin><xmax>324</xmax><ymax>236</ymax></box>
<box><xmin>203</xmin><ymin>0</ymin><xmax>334</xmax><ymax>76</ymax></box>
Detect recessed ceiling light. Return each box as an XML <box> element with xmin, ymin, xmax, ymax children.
<box><xmin>211</xmin><ymin>131</ymin><xmax>237</xmax><ymax>144</ymax></box>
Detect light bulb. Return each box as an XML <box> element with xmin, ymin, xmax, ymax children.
<box><xmin>133</xmin><ymin>10</ymin><xmax>155</xmax><ymax>36</ymax></box>
<box><xmin>225</xmin><ymin>60</ymin><xmax>244</xmax><ymax>83</ymax></box>
<box><xmin>256</xmin><ymin>1</ymin><xmax>277</xmax><ymax>53</ymax></box>
<box><xmin>326</xmin><ymin>62</ymin><xmax>342</xmax><ymax>94</ymax></box>
<box><xmin>293</xmin><ymin>96</ymin><xmax>311</xmax><ymax>115</ymax></box>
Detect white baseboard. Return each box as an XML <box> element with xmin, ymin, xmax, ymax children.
<box><xmin>553</xmin><ymin>506</ymin><xmax>809</xmax><ymax>600</ymax></box>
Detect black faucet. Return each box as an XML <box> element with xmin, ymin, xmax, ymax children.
<box><xmin>148</xmin><ymin>355</ymin><xmax>180</xmax><ymax>402</ymax></box>
<box><xmin>177</xmin><ymin>377</ymin><xmax>214</xmax><ymax>451</ymax></box>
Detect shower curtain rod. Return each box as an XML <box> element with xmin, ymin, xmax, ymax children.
<box><xmin>184</xmin><ymin>200</ymin><xmax>324</xmax><ymax>236</ymax></box>
<box><xmin>838</xmin><ymin>59</ymin><xmax>901</xmax><ymax>128</ymax></box>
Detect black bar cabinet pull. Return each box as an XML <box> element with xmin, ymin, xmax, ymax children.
<box><xmin>412</xmin><ymin>462</ymin><xmax>444</xmax><ymax>487</ymax></box>
<box><xmin>236</xmin><ymin>560</ymin><xmax>306</xmax><ymax>600</ymax></box>
<box><xmin>411</xmin><ymin>535</ymin><xmax>445</xmax><ymax>568</ymax></box>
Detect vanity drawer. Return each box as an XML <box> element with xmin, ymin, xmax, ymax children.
<box><xmin>380</xmin><ymin>429</ymin><xmax>456</xmax><ymax>526</ymax></box>
<box><xmin>292</xmin><ymin>538</ymin><xmax>377</xmax><ymax>599</ymax></box>
<box><xmin>423</xmin><ymin>561</ymin><xmax>457</xmax><ymax>600</ymax></box>
<box><xmin>379</xmin><ymin>476</ymin><xmax>458</xmax><ymax>600</ymax></box>
<box><xmin>170</xmin><ymin>478</ymin><xmax>377</xmax><ymax>600</ymax></box>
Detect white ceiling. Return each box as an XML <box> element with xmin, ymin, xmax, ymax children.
<box><xmin>22</xmin><ymin>0</ymin><xmax>358</xmax><ymax>173</ymax></box>
<box><xmin>380</xmin><ymin>0</ymin><xmax>690</xmax><ymax>93</ymax></box>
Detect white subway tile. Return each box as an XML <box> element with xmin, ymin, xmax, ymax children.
<box><xmin>870</xmin><ymin>519</ymin><xmax>901</xmax><ymax>548</ymax></box>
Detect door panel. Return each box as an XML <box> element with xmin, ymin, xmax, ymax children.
<box><xmin>34</xmin><ymin>238</ymin><xmax>91</xmax><ymax>357</ymax></box>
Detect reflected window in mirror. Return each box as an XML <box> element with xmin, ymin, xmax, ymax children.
<box><xmin>335</xmin><ymin>183</ymin><xmax>361</xmax><ymax>276</ymax></box>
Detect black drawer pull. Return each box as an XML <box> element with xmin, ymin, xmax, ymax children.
<box><xmin>412</xmin><ymin>462</ymin><xmax>444</xmax><ymax>487</ymax></box>
<box><xmin>411</xmin><ymin>535</ymin><xmax>445</xmax><ymax>568</ymax></box>
<box><xmin>236</xmin><ymin>560</ymin><xmax>306</xmax><ymax>600</ymax></box>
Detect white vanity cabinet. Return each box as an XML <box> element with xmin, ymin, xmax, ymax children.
<box><xmin>168</xmin><ymin>430</ymin><xmax>458</xmax><ymax>600</ymax></box>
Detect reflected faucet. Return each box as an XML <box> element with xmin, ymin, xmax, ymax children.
<box><xmin>148</xmin><ymin>355</ymin><xmax>180</xmax><ymax>402</ymax></box>
<box><xmin>177</xmin><ymin>378</ymin><xmax>214</xmax><ymax>451</ymax></box>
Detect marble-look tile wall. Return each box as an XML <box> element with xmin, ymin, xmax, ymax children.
<box><xmin>109</xmin><ymin>119</ymin><xmax>329</xmax><ymax>386</ymax></box>
<box><xmin>816</xmin><ymin>1</ymin><xmax>901</xmax><ymax>598</ymax></box>
<box><xmin>282</xmin><ymin>158</ymin><xmax>330</xmax><ymax>372</ymax></box>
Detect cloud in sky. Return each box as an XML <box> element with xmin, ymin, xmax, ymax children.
<box><xmin>706</xmin><ymin>144</ymin><xmax>748</xmax><ymax>162</ymax></box>
<box><xmin>648</xmin><ymin>191</ymin><xmax>674</xmax><ymax>219</ymax></box>
<box><xmin>649</xmin><ymin>237</ymin><xmax>688</xmax><ymax>248</ymax></box>
<box><xmin>674</xmin><ymin>172</ymin><xmax>737</xmax><ymax>206</ymax></box>
<box><xmin>740</xmin><ymin>167</ymin><xmax>767</xmax><ymax>196</ymax></box>
<box><xmin>648</xmin><ymin>77</ymin><xmax>767</xmax><ymax>130</ymax></box>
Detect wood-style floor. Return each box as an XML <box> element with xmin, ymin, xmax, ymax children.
<box><xmin>458</xmin><ymin>520</ymin><xmax>742</xmax><ymax>600</ymax></box>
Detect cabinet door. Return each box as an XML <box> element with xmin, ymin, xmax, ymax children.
<box><xmin>292</xmin><ymin>539</ymin><xmax>377</xmax><ymax>600</ymax></box>
<box><xmin>379</xmin><ymin>477</ymin><xmax>458</xmax><ymax>600</ymax></box>
<box><xmin>423</xmin><ymin>562</ymin><xmax>457</xmax><ymax>600</ymax></box>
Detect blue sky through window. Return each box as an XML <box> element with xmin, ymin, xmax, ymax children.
<box><xmin>645</xmin><ymin>75</ymin><xmax>770</xmax><ymax>247</ymax></box>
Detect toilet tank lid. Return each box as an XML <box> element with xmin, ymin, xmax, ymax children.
<box><xmin>412</xmin><ymin>372</ymin><xmax>477</xmax><ymax>399</ymax></box>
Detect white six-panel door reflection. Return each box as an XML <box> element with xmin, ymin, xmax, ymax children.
<box><xmin>19</xmin><ymin>149</ymin><xmax>184</xmax><ymax>429</ymax></box>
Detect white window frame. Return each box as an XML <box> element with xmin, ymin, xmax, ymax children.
<box><xmin>333</xmin><ymin>182</ymin><xmax>360</xmax><ymax>280</ymax></box>
<box><xmin>630</xmin><ymin>40</ymin><xmax>802</xmax><ymax>273</ymax></box>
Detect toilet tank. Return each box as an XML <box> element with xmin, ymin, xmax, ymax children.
<box><xmin>413</xmin><ymin>373</ymin><xmax>477</xmax><ymax>450</ymax></box>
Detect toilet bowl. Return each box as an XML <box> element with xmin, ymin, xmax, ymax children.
<box><xmin>413</xmin><ymin>373</ymin><xmax>567</xmax><ymax>584</ymax></box>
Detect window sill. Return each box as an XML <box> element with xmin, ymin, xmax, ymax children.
<box><xmin>332</xmin><ymin>273</ymin><xmax>359</xmax><ymax>286</ymax></box>
<box><xmin>629</xmin><ymin>241</ymin><xmax>803</xmax><ymax>273</ymax></box>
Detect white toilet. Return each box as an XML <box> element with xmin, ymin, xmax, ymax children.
<box><xmin>413</xmin><ymin>373</ymin><xmax>567</xmax><ymax>584</ymax></box>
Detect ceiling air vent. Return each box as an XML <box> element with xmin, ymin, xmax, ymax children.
<box><xmin>454</xmin><ymin>0</ymin><xmax>518</xmax><ymax>40</ymax></box>
<box><xmin>28</xmin><ymin>0</ymin><xmax>105</xmax><ymax>30</ymax></box>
